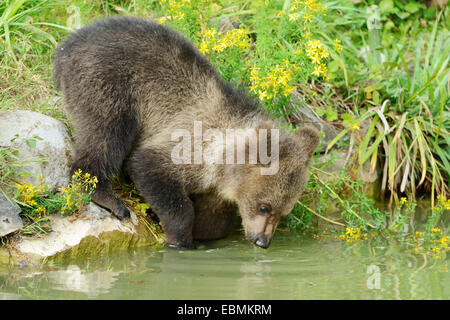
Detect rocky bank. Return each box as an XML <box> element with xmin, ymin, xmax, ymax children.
<box><xmin>0</xmin><ymin>111</ymin><xmax>162</xmax><ymax>267</ymax></box>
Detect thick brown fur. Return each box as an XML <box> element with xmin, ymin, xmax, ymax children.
<box><xmin>54</xmin><ymin>17</ymin><xmax>319</xmax><ymax>249</ymax></box>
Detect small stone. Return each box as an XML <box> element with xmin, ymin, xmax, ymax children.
<box><xmin>17</xmin><ymin>260</ymin><xmax>29</xmax><ymax>269</ymax></box>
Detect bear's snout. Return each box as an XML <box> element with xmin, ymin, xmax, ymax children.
<box><xmin>253</xmin><ymin>233</ymin><xmax>271</xmax><ymax>249</ymax></box>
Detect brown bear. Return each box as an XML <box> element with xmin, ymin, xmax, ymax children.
<box><xmin>54</xmin><ymin>17</ymin><xmax>319</xmax><ymax>249</ymax></box>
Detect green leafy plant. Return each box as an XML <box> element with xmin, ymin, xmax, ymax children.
<box><xmin>325</xmin><ymin>8</ymin><xmax>449</xmax><ymax>207</ymax></box>
<box><xmin>14</xmin><ymin>169</ymin><xmax>97</xmax><ymax>235</ymax></box>
<box><xmin>157</xmin><ymin>0</ymin><xmax>340</xmax><ymax>118</ymax></box>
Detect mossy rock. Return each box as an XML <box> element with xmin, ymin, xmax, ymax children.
<box><xmin>0</xmin><ymin>203</ymin><xmax>164</xmax><ymax>267</ymax></box>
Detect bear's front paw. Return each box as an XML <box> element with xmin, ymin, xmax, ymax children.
<box><xmin>167</xmin><ymin>241</ymin><xmax>196</xmax><ymax>250</ymax></box>
<box><xmin>113</xmin><ymin>206</ymin><xmax>131</xmax><ymax>220</ymax></box>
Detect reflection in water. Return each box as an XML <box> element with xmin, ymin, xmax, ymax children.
<box><xmin>0</xmin><ymin>232</ymin><xmax>448</xmax><ymax>299</ymax></box>
<box><xmin>0</xmin><ymin>292</ymin><xmax>21</xmax><ymax>300</ymax></box>
<box><xmin>47</xmin><ymin>265</ymin><xmax>120</xmax><ymax>299</ymax></box>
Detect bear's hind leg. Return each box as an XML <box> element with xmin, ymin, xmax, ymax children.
<box><xmin>191</xmin><ymin>193</ymin><xmax>237</xmax><ymax>241</ymax></box>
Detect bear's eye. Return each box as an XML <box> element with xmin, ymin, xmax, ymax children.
<box><xmin>259</xmin><ymin>204</ymin><xmax>272</xmax><ymax>215</ymax></box>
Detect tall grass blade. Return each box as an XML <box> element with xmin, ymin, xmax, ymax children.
<box><xmin>413</xmin><ymin>118</ymin><xmax>427</xmax><ymax>186</ymax></box>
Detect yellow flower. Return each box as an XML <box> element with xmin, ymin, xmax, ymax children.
<box><xmin>334</xmin><ymin>39</ymin><xmax>343</xmax><ymax>52</ymax></box>
<box><xmin>311</xmin><ymin>54</ymin><xmax>321</xmax><ymax>64</ymax></box>
<box><xmin>212</xmin><ymin>42</ymin><xmax>226</xmax><ymax>52</ymax></box>
<box><xmin>439</xmin><ymin>236</ymin><xmax>449</xmax><ymax>248</ymax></box>
<box><xmin>205</xmin><ymin>27</ymin><xmax>250</xmax><ymax>53</ymax></box>
<box><xmin>35</xmin><ymin>206</ymin><xmax>46</xmax><ymax>216</ymax></box>
<box><xmin>400</xmin><ymin>197</ymin><xmax>407</xmax><ymax>205</ymax></box>
<box><xmin>258</xmin><ymin>90</ymin><xmax>268</xmax><ymax>101</ymax></box>
<box><xmin>432</xmin><ymin>247</ymin><xmax>441</xmax><ymax>253</ymax></box>
<box><xmin>352</xmin><ymin>123</ymin><xmax>360</xmax><ymax>130</ymax></box>
<box><xmin>305</xmin><ymin>0</ymin><xmax>321</xmax><ymax>12</ymax></box>
<box><xmin>341</xmin><ymin>226</ymin><xmax>365</xmax><ymax>243</ymax></box>
<box><xmin>289</xmin><ymin>13</ymin><xmax>299</xmax><ymax>21</ymax></box>
<box><xmin>320</xmin><ymin>48</ymin><xmax>329</xmax><ymax>59</ymax></box>
<box><xmin>432</xmin><ymin>228</ymin><xmax>441</xmax><ymax>234</ymax></box>
<box><xmin>312</xmin><ymin>64</ymin><xmax>326</xmax><ymax>77</ymax></box>
<box><xmin>414</xmin><ymin>231</ymin><xmax>424</xmax><ymax>241</ymax></box>
<box><xmin>283</xmin><ymin>85</ymin><xmax>295</xmax><ymax>95</ymax></box>
<box><xmin>290</xmin><ymin>2</ymin><xmax>298</xmax><ymax>11</ymax></box>
<box><xmin>174</xmin><ymin>11</ymin><xmax>185</xmax><ymax>21</ymax></box>
<box><xmin>303</xmin><ymin>13</ymin><xmax>312</xmax><ymax>23</ymax></box>
<box><xmin>199</xmin><ymin>41</ymin><xmax>209</xmax><ymax>54</ymax></box>
<box><xmin>306</xmin><ymin>39</ymin><xmax>328</xmax><ymax>70</ymax></box>
<box><xmin>292</xmin><ymin>64</ymin><xmax>302</xmax><ymax>72</ymax></box>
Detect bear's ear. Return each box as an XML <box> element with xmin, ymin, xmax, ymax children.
<box><xmin>255</xmin><ymin>121</ymin><xmax>277</xmax><ymax>164</ymax></box>
<box><xmin>256</xmin><ymin>121</ymin><xmax>274</xmax><ymax>135</ymax></box>
<box><xmin>294</xmin><ymin>126</ymin><xmax>320</xmax><ymax>159</ymax></box>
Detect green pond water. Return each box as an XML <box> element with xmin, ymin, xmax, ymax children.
<box><xmin>0</xmin><ymin>231</ymin><xmax>448</xmax><ymax>300</ymax></box>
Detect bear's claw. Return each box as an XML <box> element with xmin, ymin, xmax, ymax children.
<box><xmin>113</xmin><ymin>206</ymin><xmax>131</xmax><ymax>220</ymax></box>
<box><xmin>167</xmin><ymin>242</ymin><xmax>196</xmax><ymax>250</ymax></box>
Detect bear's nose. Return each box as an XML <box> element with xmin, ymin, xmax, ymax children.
<box><xmin>254</xmin><ymin>235</ymin><xmax>270</xmax><ymax>249</ymax></box>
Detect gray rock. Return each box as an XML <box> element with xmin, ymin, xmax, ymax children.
<box><xmin>314</xmin><ymin>151</ymin><xmax>347</xmax><ymax>182</ymax></box>
<box><xmin>0</xmin><ymin>192</ymin><xmax>23</xmax><ymax>237</ymax></box>
<box><xmin>0</xmin><ymin>110</ymin><xmax>73</xmax><ymax>191</ymax></box>
<box><xmin>15</xmin><ymin>203</ymin><xmax>135</xmax><ymax>258</ymax></box>
<box><xmin>314</xmin><ymin>151</ymin><xmax>379</xmax><ymax>197</ymax></box>
<box><xmin>218</xmin><ymin>16</ymin><xmax>239</xmax><ymax>33</ymax></box>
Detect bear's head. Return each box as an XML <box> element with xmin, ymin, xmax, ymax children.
<box><xmin>221</xmin><ymin>125</ymin><xmax>319</xmax><ymax>249</ymax></box>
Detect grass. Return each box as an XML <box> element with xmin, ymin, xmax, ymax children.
<box><xmin>0</xmin><ymin>0</ymin><xmax>448</xmax><ymax>258</ymax></box>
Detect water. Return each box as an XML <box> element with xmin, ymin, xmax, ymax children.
<box><xmin>0</xmin><ymin>231</ymin><xmax>448</xmax><ymax>299</ymax></box>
